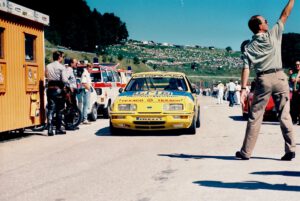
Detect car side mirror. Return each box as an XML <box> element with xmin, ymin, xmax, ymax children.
<box><xmin>119</xmin><ymin>88</ymin><xmax>124</xmax><ymax>93</ymax></box>
<box><xmin>191</xmin><ymin>88</ymin><xmax>197</xmax><ymax>94</ymax></box>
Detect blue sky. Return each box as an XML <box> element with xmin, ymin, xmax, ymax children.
<box><xmin>86</xmin><ymin>0</ymin><xmax>300</xmax><ymax>50</ymax></box>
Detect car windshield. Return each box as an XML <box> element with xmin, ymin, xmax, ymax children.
<box><xmin>90</xmin><ymin>72</ymin><xmax>102</xmax><ymax>82</ymax></box>
<box><xmin>125</xmin><ymin>77</ymin><xmax>188</xmax><ymax>92</ymax></box>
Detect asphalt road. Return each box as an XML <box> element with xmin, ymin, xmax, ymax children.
<box><xmin>0</xmin><ymin>96</ymin><xmax>299</xmax><ymax>201</ymax></box>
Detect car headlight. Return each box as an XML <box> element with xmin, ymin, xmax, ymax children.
<box><xmin>118</xmin><ymin>104</ymin><xmax>137</xmax><ymax>111</ymax></box>
<box><xmin>163</xmin><ymin>104</ymin><xmax>183</xmax><ymax>111</ymax></box>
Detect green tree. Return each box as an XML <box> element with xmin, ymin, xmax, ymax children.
<box><xmin>133</xmin><ymin>56</ymin><xmax>140</xmax><ymax>64</ymax></box>
<box><xmin>118</xmin><ymin>53</ymin><xmax>124</xmax><ymax>61</ymax></box>
<box><xmin>12</xmin><ymin>0</ymin><xmax>129</xmax><ymax>52</ymax></box>
<box><xmin>225</xmin><ymin>46</ymin><xmax>232</xmax><ymax>52</ymax></box>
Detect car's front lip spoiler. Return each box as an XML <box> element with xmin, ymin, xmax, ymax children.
<box><xmin>110</xmin><ymin>112</ymin><xmax>193</xmax><ymax>115</ymax></box>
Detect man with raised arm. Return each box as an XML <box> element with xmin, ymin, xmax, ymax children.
<box><xmin>236</xmin><ymin>0</ymin><xmax>296</xmax><ymax>161</ymax></box>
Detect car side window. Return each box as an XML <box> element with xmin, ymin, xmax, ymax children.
<box><xmin>113</xmin><ymin>71</ymin><xmax>120</xmax><ymax>82</ymax></box>
<box><xmin>102</xmin><ymin>71</ymin><xmax>108</xmax><ymax>82</ymax></box>
<box><xmin>107</xmin><ymin>71</ymin><xmax>114</xmax><ymax>82</ymax></box>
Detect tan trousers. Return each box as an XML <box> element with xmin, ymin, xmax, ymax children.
<box><xmin>241</xmin><ymin>71</ymin><xmax>295</xmax><ymax>158</ymax></box>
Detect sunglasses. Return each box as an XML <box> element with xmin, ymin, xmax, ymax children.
<box><xmin>261</xmin><ymin>19</ymin><xmax>268</xmax><ymax>24</ymax></box>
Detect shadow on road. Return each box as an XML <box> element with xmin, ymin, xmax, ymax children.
<box><xmin>158</xmin><ymin>153</ymin><xmax>280</xmax><ymax>161</ymax></box>
<box><xmin>251</xmin><ymin>171</ymin><xmax>300</xmax><ymax>177</ymax></box>
<box><xmin>193</xmin><ymin>180</ymin><xmax>300</xmax><ymax>192</ymax></box>
<box><xmin>95</xmin><ymin>127</ymin><xmax>184</xmax><ymax>137</ymax></box>
<box><xmin>229</xmin><ymin>116</ymin><xmax>246</xmax><ymax>121</ymax></box>
<box><xmin>0</xmin><ymin>130</ymin><xmax>46</xmax><ymax>142</ymax></box>
<box><xmin>229</xmin><ymin>116</ymin><xmax>279</xmax><ymax>124</ymax></box>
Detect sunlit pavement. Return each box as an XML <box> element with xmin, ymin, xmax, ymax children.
<box><xmin>0</xmin><ymin>95</ymin><xmax>299</xmax><ymax>201</ymax></box>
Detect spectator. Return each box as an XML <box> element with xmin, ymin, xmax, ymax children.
<box><xmin>217</xmin><ymin>81</ymin><xmax>224</xmax><ymax>104</ymax></box>
<box><xmin>45</xmin><ymin>51</ymin><xmax>68</xmax><ymax>136</ymax></box>
<box><xmin>66</xmin><ymin>58</ymin><xmax>78</xmax><ymax>106</ymax></box>
<box><xmin>227</xmin><ymin>79</ymin><xmax>236</xmax><ymax>107</ymax></box>
<box><xmin>290</xmin><ymin>61</ymin><xmax>300</xmax><ymax>124</ymax></box>
<box><xmin>79</xmin><ymin>63</ymin><xmax>92</xmax><ymax>124</ymax></box>
<box><xmin>234</xmin><ymin>81</ymin><xmax>241</xmax><ymax>105</ymax></box>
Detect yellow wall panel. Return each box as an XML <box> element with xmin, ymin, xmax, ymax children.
<box><xmin>0</xmin><ymin>12</ymin><xmax>45</xmax><ymax>132</ymax></box>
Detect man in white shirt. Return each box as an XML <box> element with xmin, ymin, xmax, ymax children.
<box><xmin>217</xmin><ymin>81</ymin><xmax>224</xmax><ymax>104</ymax></box>
<box><xmin>80</xmin><ymin>63</ymin><xmax>92</xmax><ymax>124</ymax></box>
<box><xmin>227</xmin><ymin>79</ymin><xmax>236</xmax><ymax>107</ymax></box>
<box><xmin>235</xmin><ymin>81</ymin><xmax>241</xmax><ymax>105</ymax></box>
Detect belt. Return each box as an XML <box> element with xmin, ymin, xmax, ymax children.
<box><xmin>48</xmin><ymin>80</ymin><xmax>64</xmax><ymax>88</ymax></box>
<box><xmin>48</xmin><ymin>86</ymin><xmax>60</xmax><ymax>89</ymax></box>
<box><xmin>256</xmin><ymin>68</ymin><xmax>282</xmax><ymax>77</ymax></box>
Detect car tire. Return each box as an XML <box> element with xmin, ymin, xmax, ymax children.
<box><xmin>89</xmin><ymin>104</ymin><xmax>98</xmax><ymax>121</ymax></box>
<box><xmin>186</xmin><ymin>116</ymin><xmax>196</xmax><ymax>135</ymax></box>
<box><xmin>196</xmin><ymin>106</ymin><xmax>200</xmax><ymax>128</ymax></box>
<box><xmin>64</xmin><ymin>106</ymin><xmax>82</xmax><ymax>129</ymax></box>
<box><xmin>109</xmin><ymin>120</ymin><xmax>120</xmax><ymax>135</ymax></box>
<box><xmin>103</xmin><ymin>101</ymin><xmax>111</xmax><ymax>119</ymax></box>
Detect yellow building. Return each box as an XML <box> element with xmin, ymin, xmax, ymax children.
<box><xmin>0</xmin><ymin>0</ymin><xmax>49</xmax><ymax>132</ymax></box>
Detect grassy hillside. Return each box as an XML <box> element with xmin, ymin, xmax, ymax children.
<box><xmin>45</xmin><ymin>41</ymin><xmax>151</xmax><ymax>73</ymax></box>
<box><xmin>45</xmin><ymin>40</ymin><xmax>253</xmax><ymax>85</ymax></box>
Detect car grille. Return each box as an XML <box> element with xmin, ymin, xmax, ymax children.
<box><xmin>133</xmin><ymin>121</ymin><xmax>165</xmax><ymax>125</ymax></box>
<box><xmin>138</xmin><ymin>112</ymin><xmax>161</xmax><ymax>114</ymax></box>
<box><xmin>136</xmin><ymin>126</ymin><xmax>165</xmax><ymax>129</ymax></box>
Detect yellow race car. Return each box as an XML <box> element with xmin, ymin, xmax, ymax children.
<box><xmin>109</xmin><ymin>72</ymin><xmax>200</xmax><ymax>134</ymax></box>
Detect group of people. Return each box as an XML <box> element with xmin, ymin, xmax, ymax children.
<box><xmin>45</xmin><ymin>51</ymin><xmax>93</xmax><ymax>136</ymax></box>
<box><xmin>289</xmin><ymin>60</ymin><xmax>300</xmax><ymax>125</ymax></box>
<box><xmin>215</xmin><ymin>80</ymin><xmax>242</xmax><ymax>106</ymax></box>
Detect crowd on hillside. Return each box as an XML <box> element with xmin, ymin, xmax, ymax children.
<box><xmin>108</xmin><ymin>42</ymin><xmax>243</xmax><ymax>69</ymax></box>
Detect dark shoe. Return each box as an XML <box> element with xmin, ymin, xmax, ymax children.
<box><xmin>65</xmin><ymin>127</ymin><xmax>79</xmax><ymax>131</ymax></box>
<box><xmin>65</xmin><ymin>127</ymin><xmax>76</xmax><ymax>131</ymax></box>
<box><xmin>281</xmin><ymin>152</ymin><xmax>295</xmax><ymax>161</ymax></box>
<box><xmin>56</xmin><ymin>129</ymin><xmax>66</xmax><ymax>135</ymax></box>
<box><xmin>48</xmin><ymin>126</ymin><xmax>54</xmax><ymax>136</ymax></box>
<box><xmin>235</xmin><ymin>151</ymin><xmax>250</xmax><ymax>160</ymax></box>
<box><xmin>48</xmin><ymin>131</ymin><xmax>54</xmax><ymax>136</ymax></box>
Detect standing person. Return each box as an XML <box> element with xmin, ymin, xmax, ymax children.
<box><xmin>290</xmin><ymin>61</ymin><xmax>300</xmax><ymax>121</ymax></box>
<box><xmin>217</xmin><ymin>81</ymin><xmax>225</xmax><ymax>104</ymax></box>
<box><xmin>227</xmin><ymin>79</ymin><xmax>236</xmax><ymax>107</ymax></box>
<box><xmin>66</xmin><ymin>58</ymin><xmax>78</xmax><ymax>106</ymax></box>
<box><xmin>291</xmin><ymin>61</ymin><xmax>300</xmax><ymax>124</ymax></box>
<box><xmin>236</xmin><ymin>0</ymin><xmax>296</xmax><ymax>161</ymax></box>
<box><xmin>64</xmin><ymin>58</ymin><xmax>80</xmax><ymax>130</ymax></box>
<box><xmin>80</xmin><ymin>63</ymin><xmax>92</xmax><ymax>124</ymax></box>
<box><xmin>235</xmin><ymin>81</ymin><xmax>241</xmax><ymax>105</ymax></box>
<box><xmin>45</xmin><ymin>51</ymin><xmax>68</xmax><ymax>136</ymax></box>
